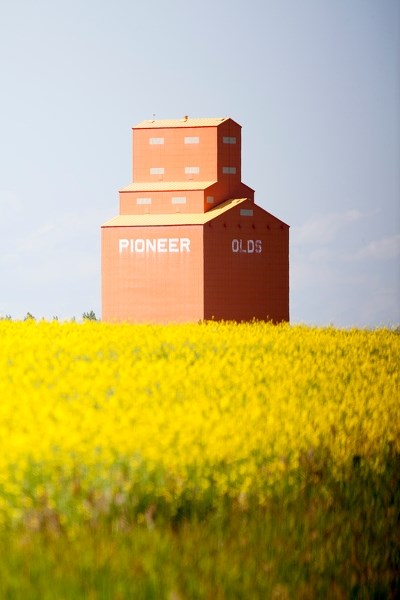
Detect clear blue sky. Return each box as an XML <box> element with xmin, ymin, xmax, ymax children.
<box><xmin>1</xmin><ymin>0</ymin><xmax>399</xmax><ymax>326</ymax></box>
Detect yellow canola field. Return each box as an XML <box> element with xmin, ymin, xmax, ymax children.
<box><xmin>0</xmin><ymin>320</ymin><xmax>398</xmax><ymax>528</ymax></box>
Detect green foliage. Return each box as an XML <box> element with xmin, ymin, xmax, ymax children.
<box><xmin>24</xmin><ymin>312</ymin><xmax>36</xmax><ymax>321</ymax></box>
<box><xmin>0</xmin><ymin>452</ymin><xmax>398</xmax><ymax>598</ymax></box>
<box><xmin>82</xmin><ymin>310</ymin><xmax>98</xmax><ymax>321</ymax></box>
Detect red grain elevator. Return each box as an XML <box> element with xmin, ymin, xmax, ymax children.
<box><xmin>101</xmin><ymin>117</ymin><xmax>289</xmax><ymax>323</ymax></box>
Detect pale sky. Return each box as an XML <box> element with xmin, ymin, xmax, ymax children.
<box><xmin>1</xmin><ymin>0</ymin><xmax>399</xmax><ymax>326</ymax></box>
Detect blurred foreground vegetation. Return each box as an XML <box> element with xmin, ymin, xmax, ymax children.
<box><xmin>0</xmin><ymin>320</ymin><xmax>398</xmax><ymax>598</ymax></box>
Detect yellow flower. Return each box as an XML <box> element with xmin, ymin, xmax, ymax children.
<box><xmin>0</xmin><ymin>320</ymin><xmax>398</xmax><ymax>530</ymax></box>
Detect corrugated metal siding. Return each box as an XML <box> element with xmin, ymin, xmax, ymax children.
<box><xmin>120</xmin><ymin>181</ymin><xmax>217</xmax><ymax>192</ymax></box>
<box><xmin>102</xmin><ymin>198</ymin><xmax>248</xmax><ymax>227</ymax></box>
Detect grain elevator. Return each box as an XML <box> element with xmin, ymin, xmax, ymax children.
<box><xmin>101</xmin><ymin>117</ymin><xmax>289</xmax><ymax>323</ymax></box>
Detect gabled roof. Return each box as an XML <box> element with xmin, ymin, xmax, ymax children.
<box><xmin>120</xmin><ymin>181</ymin><xmax>217</xmax><ymax>192</ymax></box>
<box><xmin>133</xmin><ymin>117</ymin><xmax>237</xmax><ymax>129</ymax></box>
<box><xmin>102</xmin><ymin>198</ymin><xmax>248</xmax><ymax>227</ymax></box>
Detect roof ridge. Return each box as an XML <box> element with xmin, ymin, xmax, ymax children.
<box><xmin>133</xmin><ymin>117</ymin><xmax>232</xmax><ymax>129</ymax></box>
<box><xmin>102</xmin><ymin>198</ymin><xmax>249</xmax><ymax>227</ymax></box>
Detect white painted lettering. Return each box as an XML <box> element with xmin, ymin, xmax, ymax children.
<box><xmin>118</xmin><ymin>238</ymin><xmax>192</xmax><ymax>254</ymax></box>
<box><xmin>157</xmin><ymin>238</ymin><xmax>167</xmax><ymax>252</ymax></box>
<box><xmin>146</xmin><ymin>239</ymin><xmax>156</xmax><ymax>252</ymax></box>
<box><xmin>232</xmin><ymin>239</ymin><xmax>263</xmax><ymax>254</ymax></box>
<box><xmin>135</xmin><ymin>239</ymin><xmax>145</xmax><ymax>253</ymax></box>
<box><xmin>169</xmin><ymin>238</ymin><xmax>179</xmax><ymax>252</ymax></box>
<box><xmin>119</xmin><ymin>239</ymin><xmax>129</xmax><ymax>252</ymax></box>
<box><xmin>180</xmin><ymin>238</ymin><xmax>190</xmax><ymax>252</ymax></box>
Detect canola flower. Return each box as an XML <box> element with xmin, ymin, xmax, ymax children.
<box><xmin>0</xmin><ymin>320</ymin><xmax>398</xmax><ymax>532</ymax></box>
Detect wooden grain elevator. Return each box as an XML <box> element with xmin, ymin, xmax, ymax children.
<box><xmin>101</xmin><ymin>117</ymin><xmax>289</xmax><ymax>323</ymax></box>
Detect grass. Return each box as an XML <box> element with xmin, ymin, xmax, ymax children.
<box><xmin>0</xmin><ymin>449</ymin><xmax>398</xmax><ymax>599</ymax></box>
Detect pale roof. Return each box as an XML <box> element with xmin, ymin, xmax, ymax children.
<box><xmin>133</xmin><ymin>117</ymin><xmax>236</xmax><ymax>129</ymax></box>
<box><xmin>102</xmin><ymin>198</ymin><xmax>248</xmax><ymax>227</ymax></box>
<box><xmin>120</xmin><ymin>181</ymin><xmax>217</xmax><ymax>192</ymax></box>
